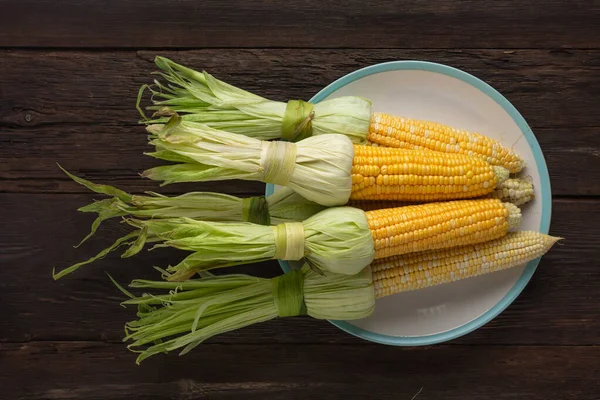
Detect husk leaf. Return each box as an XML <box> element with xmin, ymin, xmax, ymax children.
<box><xmin>144</xmin><ymin>116</ymin><xmax>353</xmax><ymax>206</ymax></box>
<box><xmin>118</xmin><ymin>265</ymin><xmax>375</xmax><ymax>363</ymax></box>
<box><xmin>140</xmin><ymin>56</ymin><xmax>371</xmax><ymax>143</ymax></box>
<box><xmin>157</xmin><ymin>206</ymin><xmax>374</xmax><ymax>278</ymax></box>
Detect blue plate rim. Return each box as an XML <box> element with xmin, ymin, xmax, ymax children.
<box><xmin>266</xmin><ymin>60</ymin><xmax>552</xmax><ymax>346</ymax></box>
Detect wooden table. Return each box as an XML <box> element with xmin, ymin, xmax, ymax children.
<box><xmin>1</xmin><ymin>1</ymin><xmax>599</xmax><ymax>399</ymax></box>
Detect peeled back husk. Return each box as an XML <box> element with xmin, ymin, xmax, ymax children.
<box><xmin>53</xmin><ymin>167</ymin><xmax>331</xmax><ymax>279</ymax></box>
<box><xmin>60</xmin><ymin>165</ymin><xmax>324</xmax><ymax>240</ymax></box>
<box><xmin>117</xmin><ymin>265</ymin><xmax>375</xmax><ymax>363</ymax></box>
<box><xmin>140</xmin><ymin>56</ymin><xmax>372</xmax><ymax>143</ymax></box>
<box><xmin>53</xmin><ymin>206</ymin><xmax>375</xmax><ymax>280</ymax></box>
<box><xmin>156</xmin><ymin>206</ymin><xmax>375</xmax><ymax>279</ymax></box>
<box><xmin>143</xmin><ymin>115</ymin><xmax>354</xmax><ymax>206</ymax></box>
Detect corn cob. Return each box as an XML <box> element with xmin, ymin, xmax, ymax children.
<box><xmin>372</xmin><ymin>231</ymin><xmax>559</xmax><ymax>297</ymax></box>
<box><xmin>350</xmin><ymin>146</ymin><xmax>508</xmax><ymax>202</ymax></box>
<box><xmin>368</xmin><ymin>112</ymin><xmax>524</xmax><ymax>173</ymax></box>
<box><xmin>145</xmin><ymin>117</ymin><xmax>510</xmax><ymax>206</ymax></box>
<box><xmin>55</xmin><ymin>198</ymin><xmax>522</xmax><ymax>279</ymax></box>
<box><xmin>366</xmin><ymin>199</ymin><xmax>520</xmax><ymax>259</ymax></box>
<box><xmin>349</xmin><ymin>177</ymin><xmax>535</xmax><ymax>210</ymax></box>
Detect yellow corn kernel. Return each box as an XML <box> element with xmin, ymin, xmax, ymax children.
<box><xmin>351</xmin><ymin>145</ymin><xmax>508</xmax><ymax>202</ymax></box>
<box><xmin>348</xmin><ymin>179</ymin><xmax>533</xmax><ymax>210</ymax></box>
<box><xmin>368</xmin><ymin>112</ymin><xmax>525</xmax><ymax>173</ymax></box>
<box><xmin>372</xmin><ymin>231</ymin><xmax>560</xmax><ymax>297</ymax></box>
<box><xmin>347</xmin><ymin>200</ymin><xmax>418</xmax><ymax>211</ymax></box>
<box><xmin>365</xmin><ymin>199</ymin><xmax>521</xmax><ymax>259</ymax></box>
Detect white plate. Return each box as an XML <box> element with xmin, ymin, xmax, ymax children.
<box><xmin>266</xmin><ymin>61</ymin><xmax>551</xmax><ymax>345</ymax></box>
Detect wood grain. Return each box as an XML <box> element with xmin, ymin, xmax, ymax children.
<box><xmin>1</xmin><ymin>49</ymin><xmax>599</xmax><ymax>129</ymax></box>
<box><xmin>1</xmin><ymin>195</ymin><xmax>597</xmax><ymax>345</ymax></box>
<box><xmin>1</xmin><ymin>342</ymin><xmax>598</xmax><ymax>400</ymax></box>
<box><xmin>1</xmin><ymin>1</ymin><xmax>599</xmax><ymax>49</ymax></box>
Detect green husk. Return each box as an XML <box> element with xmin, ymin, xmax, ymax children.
<box><xmin>59</xmin><ymin>167</ymin><xmax>327</xmax><ymax>250</ymax></box>
<box><xmin>53</xmin><ymin>206</ymin><xmax>374</xmax><ymax>280</ymax></box>
<box><xmin>155</xmin><ymin>206</ymin><xmax>374</xmax><ymax>279</ymax></box>
<box><xmin>52</xmin><ymin>231</ymin><xmax>140</xmax><ymax>280</ymax></box>
<box><xmin>143</xmin><ymin>115</ymin><xmax>354</xmax><ymax>207</ymax></box>
<box><xmin>266</xmin><ymin>187</ymin><xmax>327</xmax><ymax>225</ymax></box>
<box><xmin>116</xmin><ymin>265</ymin><xmax>375</xmax><ymax>363</ymax></box>
<box><xmin>139</xmin><ymin>56</ymin><xmax>372</xmax><ymax>143</ymax></box>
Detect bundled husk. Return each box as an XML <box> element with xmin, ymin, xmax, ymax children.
<box><xmin>116</xmin><ymin>265</ymin><xmax>376</xmax><ymax>363</ymax></box>
<box><xmin>143</xmin><ymin>115</ymin><xmax>354</xmax><ymax>206</ymax></box>
<box><xmin>59</xmin><ymin>166</ymin><xmax>327</xmax><ymax>248</ymax></box>
<box><xmin>53</xmin><ymin>206</ymin><xmax>375</xmax><ymax>280</ymax></box>
<box><xmin>139</xmin><ymin>56</ymin><xmax>372</xmax><ymax>143</ymax></box>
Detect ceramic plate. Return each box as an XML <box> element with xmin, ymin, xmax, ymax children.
<box><xmin>266</xmin><ymin>61</ymin><xmax>551</xmax><ymax>345</ymax></box>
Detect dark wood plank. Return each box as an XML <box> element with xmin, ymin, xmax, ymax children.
<box><xmin>1</xmin><ymin>194</ymin><xmax>597</xmax><ymax>345</ymax></box>
<box><xmin>2</xmin><ymin>49</ymin><xmax>599</xmax><ymax>129</ymax></box>
<box><xmin>1</xmin><ymin>1</ymin><xmax>599</xmax><ymax>49</ymax></box>
<box><xmin>1</xmin><ymin>342</ymin><xmax>598</xmax><ymax>400</ymax></box>
<box><xmin>536</xmin><ymin>128</ymin><xmax>600</xmax><ymax>197</ymax></box>
<box><xmin>0</xmin><ymin>123</ymin><xmax>265</xmax><ymax>195</ymax></box>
